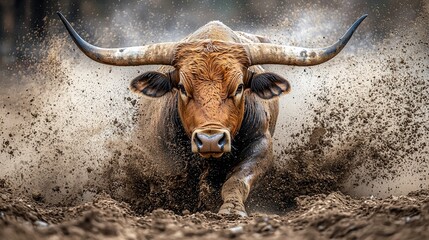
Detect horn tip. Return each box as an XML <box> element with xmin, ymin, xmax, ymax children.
<box><xmin>359</xmin><ymin>14</ymin><xmax>368</xmax><ymax>21</ymax></box>
<box><xmin>57</xmin><ymin>11</ymin><xmax>67</xmax><ymax>23</ymax></box>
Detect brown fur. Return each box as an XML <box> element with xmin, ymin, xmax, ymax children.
<box><xmin>172</xmin><ymin>41</ymin><xmax>250</xmax><ymax>137</ymax></box>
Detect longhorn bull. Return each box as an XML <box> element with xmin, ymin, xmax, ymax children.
<box><xmin>58</xmin><ymin>12</ymin><xmax>366</xmax><ymax>216</ymax></box>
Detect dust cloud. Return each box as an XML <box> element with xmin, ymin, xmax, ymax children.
<box><xmin>271</xmin><ymin>6</ymin><xmax>428</xmax><ymax>199</ymax></box>
<box><xmin>0</xmin><ymin>1</ymin><xmax>428</xmax><ymax>214</ymax></box>
<box><xmin>0</xmin><ymin>35</ymin><xmax>141</xmax><ymax>205</ymax></box>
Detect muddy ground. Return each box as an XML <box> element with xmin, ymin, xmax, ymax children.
<box><xmin>1</xmin><ymin>179</ymin><xmax>429</xmax><ymax>240</ymax></box>
<box><xmin>1</xmin><ymin>1</ymin><xmax>429</xmax><ymax>240</ymax></box>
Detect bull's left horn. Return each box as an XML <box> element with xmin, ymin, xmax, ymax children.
<box><xmin>245</xmin><ymin>14</ymin><xmax>367</xmax><ymax>66</ymax></box>
<box><xmin>57</xmin><ymin>12</ymin><xmax>176</xmax><ymax>66</ymax></box>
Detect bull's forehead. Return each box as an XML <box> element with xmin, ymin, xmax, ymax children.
<box><xmin>191</xmin><ymin>77</ymin><xmax>232</xmax><ymax>103</ymax></box>
<box><xmin>180</xmin><ymin>59</ymin><xmax>243</xmax><ymax>102</ymax></box>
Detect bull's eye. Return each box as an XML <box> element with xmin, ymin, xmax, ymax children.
<box><xmin>178</xmin><ymin>84</ymin><xmax>187</xmax><ymax>97</ymax></box>
<box><xmin>235</xmin><ymin>84</ymin><xmax>244</xmax><ymax>96</ymax></box>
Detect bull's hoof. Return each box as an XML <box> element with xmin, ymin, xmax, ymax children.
<box><xmin>218</xmin><ymin>202</ymin><xmax>248</xmax><ymax>217</ymax></box>
<box><xmin>218</xmin><ymin>208</ymin><xmax>248</xmax><ymax>217</ymax></box>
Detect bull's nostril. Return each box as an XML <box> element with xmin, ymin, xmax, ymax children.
<box><xmin>218</xmin><ymin>133</ymin><xmax>226</xmax><ymax>149</ymax></box>
<box><xmin>194</xmin><ymin>134</ymin><xmax>203</xmax><ymax>149</ymax></box>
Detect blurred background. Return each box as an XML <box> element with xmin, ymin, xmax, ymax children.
<box><xmin>0</xmin><ymin>0</ymin><xmax>424</xmax><ymax>65</ymax></box>
<box><xmin>0</xmin><ymin>0</ymin><xmax>427</xmax><ymax>209</ymax></box>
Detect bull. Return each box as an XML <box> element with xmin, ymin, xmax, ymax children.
<box><xmin>58</xmin><ymin>12</ymin><xmax>366</xmax><ymax>216</ymax></box>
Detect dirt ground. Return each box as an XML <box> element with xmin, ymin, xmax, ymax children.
<box><xmin>1</xmin><ymin>178</ymin><xmax>428</xmax><ymax>240</ymax></box>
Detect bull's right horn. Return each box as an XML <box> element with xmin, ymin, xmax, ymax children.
<box><xmin>246</xmin><ymin>14</ymin><xmax>368</xmax><ymax>66</ymax></box>
<box><xmin>57</xmin><ymin>12</ymin><xmax>176</xmax><ymax>66</ymax></box>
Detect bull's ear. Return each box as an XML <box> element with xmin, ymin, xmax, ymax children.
<box><xmin>248</xmin><ymin>72</ymin><xmax>291</xmax><ymax>99</ymax></box>
<box><xmin>130</xmin><ymin>71</ymin><xmax>173</xmax><ymax>98</ymax></box>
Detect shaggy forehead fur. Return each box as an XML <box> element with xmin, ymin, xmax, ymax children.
<box><xmin>173</xmin><ymin>40</ymin><xmax>250</xmax><ymax>74</ymax></box>
<box><xmin>173</xmin><ymin>40</ymin><xmax>250</xmax><ymax>96</ymax></box>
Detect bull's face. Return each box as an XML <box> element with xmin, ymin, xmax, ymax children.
<box><xmin>130</xmin><ymin>41</ymin><xmax>290</xmax><ymax>158</ymax></box>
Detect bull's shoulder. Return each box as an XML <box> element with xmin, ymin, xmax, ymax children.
<box><xmin>234</xmin><ymin>31</ymin><xmax>271</xmax><ymax>44</ymax></box>
<box><xmin>181</xmin><ymin>22</ymin><xmax>271</xmax><ymax>44</ymax></box>
<box><xmin>182</xmin><ymin>21</ymin><xmax>241</xmax><ymax>42</ymax></box>
<box><xmin>205</xmin><ymin>20</ymin><xmax>229</xmax><ymax>28</ymax></box>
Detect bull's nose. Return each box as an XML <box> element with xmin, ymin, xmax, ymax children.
<box><xmin>191</xmin><ymin>129</ymin><xmax>231</xmax><ymax>157</ymax></box>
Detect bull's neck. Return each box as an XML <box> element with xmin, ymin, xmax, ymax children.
<box><xmin>158</xmin><ymin>92</ymin><xmax>189</xmax><ymax>147</ymax></box>
<box><xmin>233</xmin><ymin>94</ymin><xmax>267</xmax><ymax>149</ymax></box>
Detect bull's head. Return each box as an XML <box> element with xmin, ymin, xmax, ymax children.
<box><xmin>58</xmin><ymin>13</ymin><xmax>367</xmax><ymax>158</ymax></box>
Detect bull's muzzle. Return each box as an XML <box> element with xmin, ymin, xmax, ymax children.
<box><xmin>191</xmin><ymin>129</ymin><xmax>231</xmax><ymax>158</ymax></box>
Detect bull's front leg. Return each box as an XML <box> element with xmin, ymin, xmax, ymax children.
<box><xmin>218</xmin><ymin>134</ymin><xmax>273</xmax><ymax>217</ymax></box>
